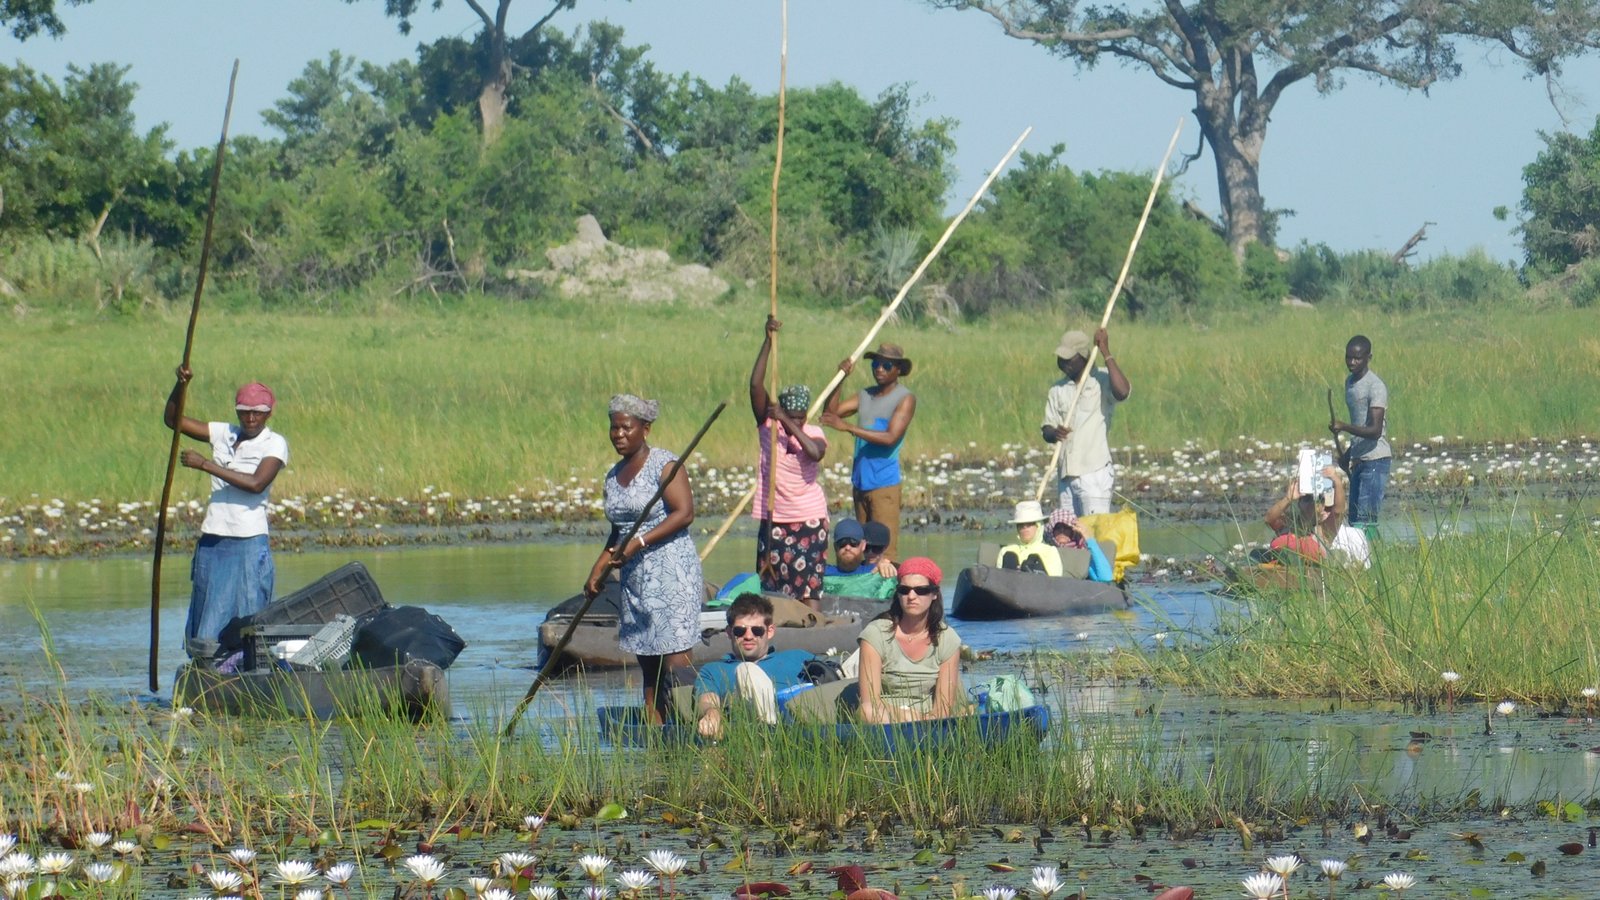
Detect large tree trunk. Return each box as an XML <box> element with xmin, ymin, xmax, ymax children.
<box><xmin>478</xmin><ymin>59</ymin><xmax>511</xmax><ymax>147</ymax></box>
<box><xmin>1192</xmin><ymin>90</ymin><xmax>1267</xmax><ymax>262</ymax></box>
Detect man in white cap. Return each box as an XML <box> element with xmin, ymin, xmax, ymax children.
<box><xmin>1041</xmin><ymin>327</ymin><xmax>1130</xmax><ymax>516</ymax></box>
<box><xmin>998</xmin><ymin>500</ymin><xmax>1063</xmax><ymax>576</ymax></box>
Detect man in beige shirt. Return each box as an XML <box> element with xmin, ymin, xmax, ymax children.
<box><xmin>1041</xmin><ymin>328</ymin><xmax>1130</xmax><ymax>515</ymax></box>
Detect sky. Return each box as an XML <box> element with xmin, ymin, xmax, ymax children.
<box><xmin>5</xmin><ymin>0</ymin><xmax>1600</xmax><ymax>264</ymax></box>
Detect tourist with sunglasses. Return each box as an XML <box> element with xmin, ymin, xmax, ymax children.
<box><xmin>821</xmin><ymin>342</ymin><xmax>917</xmax><ymax>562</ymax></box>
<box><xmin>855</xmin><ymin>557</ymin><xmax>963</xmax><ymax>724</ymax></box>
<box><xmin>822</xmin><ymin>518</ymin><xmax>895</xmax><ymax>601</ymax></box>
<box><xmin>691</xmin><ymin>593</ymin><xmax>816</xmax><ymax>739</ymax></box>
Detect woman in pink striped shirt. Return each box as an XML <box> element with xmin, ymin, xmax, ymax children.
<box><xmin>750</xmin><ymin>316</ymin><xmax>831</xmax><ymax>609</ymax></box>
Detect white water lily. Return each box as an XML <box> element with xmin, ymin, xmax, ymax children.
<box><xmin>37</xmin><ymin>852</ymin><xmax>73</xmax><ymax>876</ymax></box>
<box><xmin>274</xmin><ymin>860</ymin><xmax>317</xmax><ymax>885</ymax></box>
<box><xmin>295</xmin><ymin>890</ymin><xmax>325</xmax><ymax>900</ymax></box>
<box><xmin>1264</xmin><ymin>854</ymin><xmax>1302</xmax><ymax>877</ymax></box>
<box><xmin>529</xmin><ymin>886</ymin><xmax>559</xmax><ymax>900</ymax></box>
<box><xmin>85</xmin><ymin>832</ymin><xmax>112</xmax><ymax>850</ymax></box>
<box><xmin>1241</xmin><ymin>872</ymin><xmax>1283</xmax><ymax>899</ymax></box>
<box><xmin>3</xmin><ymin>876</ymin><xmax>28</xmax><ymax>899</ymax></box>
<box><xmin>0</xmin><ymin>857</ymin><xmax>32</xmax><ymax>878</ymax></box>
<box><xmin>523</xmin><ymin>815</ymin><xmax>546</xmax><ymax>831</ymax></box>
<box><xmin>499</xmin><ymin>851</ymin><xmax>536</xmax><ymax>873</ymax></box>
<box><xmin>482</xmin><ymin>889</ymin><xmax>515</xmax><ymax>900</ymax></box>
<box><xmin>1382</xmin><ymin>872</ymin><xmax>1417</xmax><ymax>892</ymax></box>
<box><xmin>1584</xmin><ymin>687</ymin><xmax>1598</xmax><ymax>698</ymax></box>
<box><xmin>982</xmin><ymin>887</ymin><xmax>1017</xmax><ymax>900</ymax></box>
<box><xmin>0</xmin><ymin>835</ymin><xmax>13</xmax><ymax>858</ymax></box>
<box><xmin>227</xmin><ymin>848</ymin><xmax>257</xmax><ymax>866</ymax></box>
<box><xmin>403</xmin><ymin>855</ymin><xmax>446</xmax><ymax>885</ymax></box>
<box><xmin>1440</xmin><ymin>671</ymin><xmax>1460</xmax><ymax>683</ymax></box>
<box><xmin>577</xmin><ymin>854</ymin><xmax>612</xmax><ymax>880</ymax></box>
<box><xmin>111</xmin><ymin>840</ymin><xmax>139</xmax><ymax>857</ymax></box>
<box><xmin>617</xmin><ymin>869</ymin><xmax>655</xmax><ymax>891</ymax></box>
<box><xmin>1319</xmin><ymin>859</ymin><xmax>1347</xmax><ymax>879</ymax></box>
<box><xmin>72</xmin><ymin>782</ymin><xmax>93</xmax><ymax>794</ymax></box>
<box><xmin>323</xmin><ymin>863</ymin><xmax>355</xmax><ymax>887</ymax></box>
<box><xmin>1496</xmin><ymin>701</ymin><xmax>1517</xmax><ymax>716</ymax></box>
<box><xmin>207</xmin><ymin>869</ymin><xmax>244</xmax><ymax>893</ymax></box>
<box><xmin>1031</xmin><ymin>865</ymin><xmax>1062</xmax><ymax>898</ymax></box>
<box><xmin>83</xmin><ymin>862</ymin><xmax>119</xmax><ymax>884</ymax></box>
<box><xmin>642</xmin><ymin>850</ymin><xmax>685</xmax><ymax>877</ymax></box>
<box><xmin>583</xmin><ymin>887</ymin><xmax>611</xmax><ymax>900</ymax></box>
<box><xmin>468</xmin><ymin>875</ymin><xmax>493</xmax><ymax>895</ymax></box>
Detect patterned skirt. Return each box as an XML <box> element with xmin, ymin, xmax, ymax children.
<box><xmin>756</xmin><ymin>518</ymin><xmax>829</xmax><ymax>600</ymax></box>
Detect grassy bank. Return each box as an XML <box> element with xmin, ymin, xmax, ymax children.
<box><xmin>1119</xmin><ymin>516</ymin><xmax>1600</xmax><ymax>704</ymax></box>
<box><xmin>2</xmin><ymin>299</ymin><xmax>1596</xmax><ymax>506</ymax></box>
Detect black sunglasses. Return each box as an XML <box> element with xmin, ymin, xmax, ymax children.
<box><xmin>835</xmin><ymin>538</ymin><xmax>864</xmax><ymax>548</ymax></box>
<box><xmin>729</xmin><ymin>625</ymin><xmax>769</xmax><ymax>638</ymax></box>
<box><xmin>896</xmin><ymin>584</ymin><xmax>937</xmax><ymax>597</ymax></box>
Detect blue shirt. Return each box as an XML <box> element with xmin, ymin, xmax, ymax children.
<box><xmin>694</xmin><ymin>648</ymin><xmax>814</xmax><ymax>698</ymax></box>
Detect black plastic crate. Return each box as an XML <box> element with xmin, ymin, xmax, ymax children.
<box><xmin>254</xmin><ymin>562</ymin><xmax>388</xmax><ymax>628</ymax></box>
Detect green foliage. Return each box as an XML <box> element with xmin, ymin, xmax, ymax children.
<box><xmin>1285</xmin><ymin>243</ymin><xmax>1522</xmax><ymax>310</ymax></box>
<box><xmin>1241</xmin><ymin>242</ymin><xmax>1288</xmax><ymax>304</ymax></box>
<box><xmin>0</xmin><ymin>0</ymin><xmax>88</xmax><ymax>40</ymax></box>
<box><xmin>1518</xmin><ymin>117</ymin><xmax>1600</xmax><ymax>278</ymax></box>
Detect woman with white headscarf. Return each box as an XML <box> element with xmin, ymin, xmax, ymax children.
<box><xmin>584</xmin><ymin>393</ymin><xmax>704</xmax><ymax>723</ymax></box>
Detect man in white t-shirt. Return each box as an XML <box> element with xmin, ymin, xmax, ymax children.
<box><xmin>1042</xmin><ymin>328</ymin><xmax>1131</xmax><ymax>515</ymax></box>
<box><xmin>164</xmin><ymin>365</ymin><xmax>290</xmax><ymax>654</ymax></box>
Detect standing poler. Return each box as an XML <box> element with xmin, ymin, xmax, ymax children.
<box><xmin>822</xmin><ymin>343</ymin><xmax>917</xmax><ymax>562</ymax></box>
<box><xmin>1330</xmin><ymin>334</ymin><xmax>1391</xmax><ymax>531</ymax></box>
<box><xmin>162</xmin><ymin>365</ymin><xmax>289</xmax><ymax>655</ymax></box>
<box><xmin>1042</xmin><ymin>328</ymin><xmax>1130</xmax><ymax>515</ymax></box>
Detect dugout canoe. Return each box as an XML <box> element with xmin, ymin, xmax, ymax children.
<box><xmin>595</xmin><ymin>702</ymin><xmax>1050</xmax><ymax>751</ymax></box>
<box><xmin>950</xmin><ymin>564</ymin><xmax>1127</xmax><ymax>620</ymax></box>
<box><xmin>537</xmin><ymin>582</ymin><xmax>874</xmax><ymax>672</ymax></box>
<box><xmin>173</xmin><ymin>658</ymin><xmax>448</xmax><ymax>721</ymax></box>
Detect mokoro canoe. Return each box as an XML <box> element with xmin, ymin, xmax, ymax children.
<box><xmin>173</xmin><ymin>658</ymin><xmax>448</xmax><ymax>721</ymax></box>
<box><xmin>595</xmin><ymin>703</ymin><xmax>1050</xmax><ymax>751</ymax></box>
<box><xmin>950</xmin><ymin>564</ymin><xmax>1126</xmax><ymax>620</ymax></box>
<box><xmin>538</xmin><ymin>583</ymin><xmax>877</xmax><ymax>671</ymax></box>
<box><xmin>1217</xmin><ymin>561</ymin><xmax>1328</xmax><ymax>595</ymax></box>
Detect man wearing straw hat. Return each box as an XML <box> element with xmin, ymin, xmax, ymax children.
<box><xmin>1042</xmin><ymin>328</ymin><xmax>1130</xmax><ymax>516</ymax></box>
<box><xmin>822</xmin><ymin>342</ymin><xmax>917</xmax><ymax>562</ymax></box>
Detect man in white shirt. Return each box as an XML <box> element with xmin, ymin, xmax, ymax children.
<box><xmin>164</xmin><ymin>366</ymin><xmax>289</xmax><ymax>655</ymax></box>
<box><xmin>1042</xmin><ymin>328</ymin><xmax>1131</xmax><ymax>515</ymax></box>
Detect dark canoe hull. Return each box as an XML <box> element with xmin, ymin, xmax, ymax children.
<box><xmin>173</xmin><ymin>659</ymin><xmax>449</xmax><ymax>721</ymax></box>
<box><xmin>596</xmin><ymin>703</ymin><xmax>1050</xmax><ymax>750</ymax></box>
<box><xmin>538</xmin><ymin>583</ymin><xmax>882</xmax><ymax>672</ymax></box>
<box><xmin>950</xmin><ymin>565</ymin><xmax>1126</xmax><ymax>620</ymax></box>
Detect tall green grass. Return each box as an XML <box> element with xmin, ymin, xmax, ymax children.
<box><xmin>1128</xmin><ymin>515</ymin><xmax>1600</xmax><ymax>704</ymax></box>
<box><xmin>1</xmin><ymin>300</ymin><xmax>1594</xmax><ymax>503</ymax></box>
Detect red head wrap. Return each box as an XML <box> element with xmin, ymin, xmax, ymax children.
<box><xmin>896</xmin><ymin>556</ymin><xmax>942</xmax><ymax>586</ymax></box>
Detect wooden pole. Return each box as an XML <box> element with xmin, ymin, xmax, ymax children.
<box><xmin>150</xmin><ymin>61</ymin><xmax>239</xmax><ymax>692</ymax></box>
<box><xmin>700</xmin><ymin>126</ymin><xmax>1034</xmax><ymax>561</ymax></box>
<box><xmin>1034</xmin><ymin>118</ymin><xmax>1183</xmax><ymax>503</ymax></box>
<box><xmin>762</xmin><ymin>0</ymin><xmax>789</xmax><ymax>549</ymax></box>
<box><xmin>504</xmin><ymin>401</ymin><xmax>728</xmax><ymax>736</ymax></box>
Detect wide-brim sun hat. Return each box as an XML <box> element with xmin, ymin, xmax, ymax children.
<box><xmin>1010</xmin><ymin>499</ymin><xmax>1046</xmax><ymax>524</ymax></box>
<box><xmin>863</xmin><ymin>343</ymin><xmax>913</xmax><ymax>374</ymax></box>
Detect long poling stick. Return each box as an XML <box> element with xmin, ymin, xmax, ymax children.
<box><xmin>504</xmin><ymin>401</ymin><xmax>728</xmax><ymax>736</ymax></box>
<box><xmin>762</xmin><ymin>0</ymin><xmax>789</xmax><ymax>546</ymax></box>
<box><xmin>699</xmin><ymin>127</ymin><xmax>1034</xmax><ymax>561</ymax></box>
<box><xmin>1033</xmin><ymin>118</ymin><xmax>1184</xmax><ymax>503</ymax></box>
<box><xmin>149</xmin><ymin>60</ymin><xmax>240</xmax><ymax>692</ymax></box>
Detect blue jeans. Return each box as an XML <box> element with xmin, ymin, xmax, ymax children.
<box><xmin>188</xmin><ymin>533</ymin><xmax>274</xmax><ymax>645</ymax></box>
<box><xmin>1348</xmin><ymin>457</ymin><xmax>1392</xmax><ymax>528</ymax></box>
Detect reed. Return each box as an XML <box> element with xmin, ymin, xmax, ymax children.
<box><xmin>0</xmin><ymin>302</ymin><xmax>1592</xmax><ymax>508</ymax></box>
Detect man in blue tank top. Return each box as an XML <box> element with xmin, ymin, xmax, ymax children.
<box><xmin>822</xmin><ymin>342</ymin><xmax>917</xmax><ymax>561</ymax></box>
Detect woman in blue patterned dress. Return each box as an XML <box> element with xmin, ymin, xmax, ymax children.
<box><xmin>584</xmin><ymin>394</ymin><xmax>704</xmax><ymax>723</ymax></box>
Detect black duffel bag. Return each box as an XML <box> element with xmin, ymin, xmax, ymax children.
<box><xmin>351</xmin><ymin>606</ymin><xmax>466</xmax><ymax>670</ymax></box>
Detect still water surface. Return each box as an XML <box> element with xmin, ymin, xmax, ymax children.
<box><xmin>4</xmin><ymin>527</ymin><xmax>1599</xmax><ymax>808</ymax></box>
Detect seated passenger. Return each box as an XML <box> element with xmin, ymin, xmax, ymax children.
<box><xmin>1263</xmin><ymin>478</ymin><xmax>1326</xmax><ymax>564</ymax></box>
<box><xmin>862</xmin><ymin>520</ymin><xmax>898</xmax><ymax>578</ymax></box>
<box><xmin>822</xmin><ymin>518</ymin><xmax>895</xmax><ymax>600</ymax></box>
<box><xmin>999</xmin><ymin>500</ymin><xmax>1063</xmax><ymax>576</ymax></box>
<box><xmin>1048</xmin><ymin>507</ymin><xmax>1114</xmax><ymax>582</ymax></box>
<box><xmin>692</xmin><ymin>593</ymin><xmax>815</xmax><ymax>739</ymax></box>
<box><xmin>1316</xmin><ymin>467</ymin><xmax>1372</xmax><ymax>569</ymax></box>
<box><xmin>856</xmin><ymin>557</ymin><xmax>964</xmax><ymax>723</ymax></box>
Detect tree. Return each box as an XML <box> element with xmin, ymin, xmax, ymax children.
<box><xmin>1</xmin><ymin>0</ymin><xmax>90</xmax><ymax>40</ymax></box>
<box><xmin>1518</xmin><ymin>116</ymin><xmax>1600</xmax><ymax>276</ymax></box>
<box><xmin>927</xmin><ymin>0</ymin><xmax>1600</xmax><ymax>259</ymax></box>
<box><xmin>346</xmin><ymin>0</ymin><xmax>619</xmax><ymax>145</ymax></box>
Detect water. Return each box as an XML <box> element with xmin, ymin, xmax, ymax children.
<box><xmin>6</xmin><ymin>531</ymin><xmax>1600</xmax><ymax>809</ymax></box>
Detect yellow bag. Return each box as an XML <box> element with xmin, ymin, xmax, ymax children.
<box><xmin>1079</xmin><ymin>508</ymin><xmax>1140</xmax><ymax>581</ymax></box>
